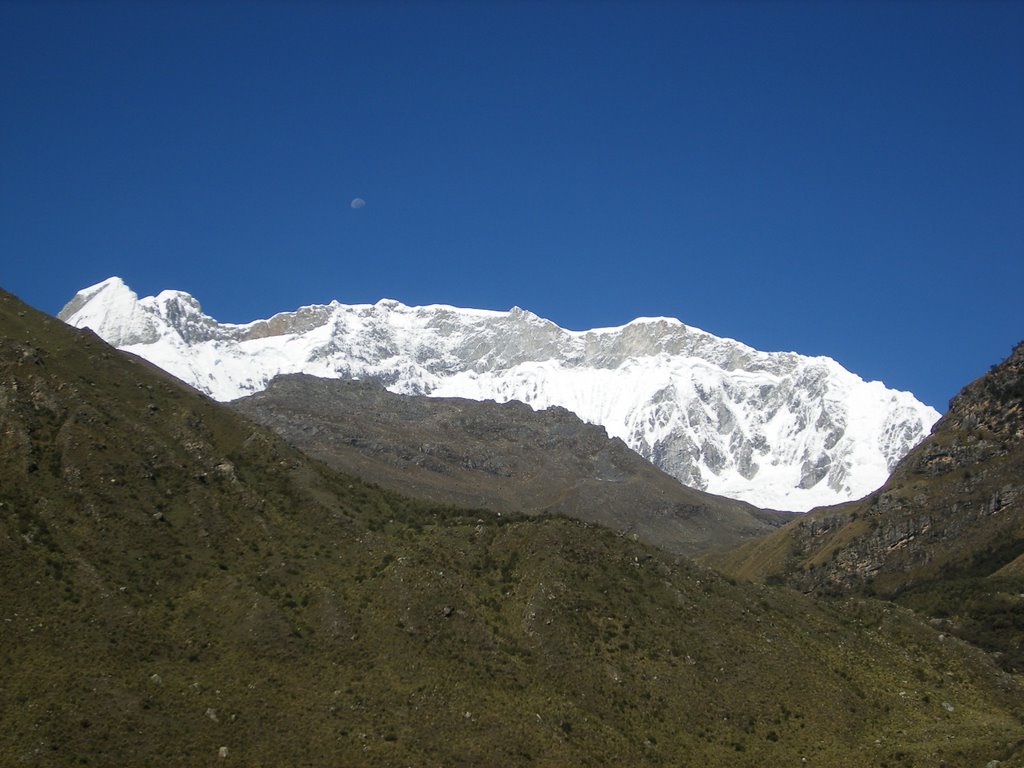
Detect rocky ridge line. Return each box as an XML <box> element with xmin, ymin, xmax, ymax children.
<box><xmin>59</xmin><ymin>277</ymin><xmax>940</xmax><ymax>511</ymax></box>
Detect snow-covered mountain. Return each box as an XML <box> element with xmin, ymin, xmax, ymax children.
<box><xmin>59</xmin><ymin>277</ymin><xmax>940</xmax><ymax>512</ymax></box>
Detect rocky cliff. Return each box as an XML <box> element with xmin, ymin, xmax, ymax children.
<box><xmin>711</xmin><ymin>341</ymin><xmax>1024</xmax><ymax>670</ymax></box>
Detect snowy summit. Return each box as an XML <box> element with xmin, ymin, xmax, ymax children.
<box><xmin>60</xmin><ymin>277</ymin><xmax>939</xmax><ymax>512</ymax></box>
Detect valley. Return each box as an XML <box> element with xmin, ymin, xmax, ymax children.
<box><xmin>1</xmin><ymin>287</ymin><xmax>1021</xmax><ymax>765</ymax></box>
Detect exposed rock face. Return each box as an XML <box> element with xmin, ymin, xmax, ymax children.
<box><xmin>708</xmin><ymin>342</ymin><xmax>1024</xmax><ymax>671</ymax></box>
<box><xmin>813</xmin><ymin>342</ymin><xmax>1022</xmax><ymax>592</ymax></box>
<box><xmin>714</xmin><ymin>341</ymin><xmax>1024</xmax><ymax>594</ymax></box>
<box><xmin>58</xmin><ymin>277</ymin><xmax>940</xmax><ymax>511</ymax></box>
<box><xmin>232</xmin><ymin>374</ymin><xmax>793</xmax><ymax>556</ymax></box>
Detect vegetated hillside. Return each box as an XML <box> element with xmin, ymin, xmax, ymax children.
<box><xmin>232</xmin><ymin>374</ymin><xmax>792</xmax><ymax>557</ymax></box>
<box><xmin>711</xmin><ymin>341</ymin><xmax>1024</xmax><ymax>672</ymax></box>
<box><xmin>1</xmin><ymin>288</ymin><xmax>1021</xmax><ymax>767</ymax></box>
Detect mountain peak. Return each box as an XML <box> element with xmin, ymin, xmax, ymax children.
<box><xmin>59</xmin><ymin>277</ymin><xmax>940</xmax><ymax>511</ymax></box>
<box><xmin>58</xmin><ymin>276</ymin><xmax>156</xmax><ymax>347</ymax></box>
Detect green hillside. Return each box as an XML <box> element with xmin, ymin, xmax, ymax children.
<box><xmin>1</xmin><ymin>289</ymin><xmax>1021</xmax><ymax>767</ymax></box>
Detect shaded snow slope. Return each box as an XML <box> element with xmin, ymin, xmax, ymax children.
<box><xmin>59</xmin><ymin>277</ymin><xmax>939</xmax><ymax>511</ymax></box>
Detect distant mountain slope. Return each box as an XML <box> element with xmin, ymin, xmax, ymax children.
<box><xmin>232</xmin><ymin>374</ymin><xmax>792</xmax><ymax>556</ymax></box>
<box><xmin>711</xmin><ymin>341</ymin><xmax>1024</xmax><ymax>670</ymax></box>
<box><xmin>4</xmin><ymin>289</ymin><xmax>1022</xmax><ymax>765</ymax></box>
<box><xmin>59</xmin><ymin>277</ymin><xmax>939</xmax><ymax>511</ymax></box>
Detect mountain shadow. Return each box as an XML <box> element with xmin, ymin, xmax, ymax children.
<box><xmin>232</xmin><ymin>373</ymin><xmax>793</xmax><ymax>557</ymax></box>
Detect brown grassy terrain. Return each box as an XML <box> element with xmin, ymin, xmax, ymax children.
<box><xmin>1</xmin><ymin>288</ymin><xmax>1022</xmax><ymax>766</ymax></box>
<box><xmin>232</xmin><ymin>373</ymin><xmax>792</xmax><ymax>557</ymax></box>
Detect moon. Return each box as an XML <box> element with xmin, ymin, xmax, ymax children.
<box><xmin>350</xmin><ymin>198</ymin><xmax>366</xmax><ymax>209</ymax></box>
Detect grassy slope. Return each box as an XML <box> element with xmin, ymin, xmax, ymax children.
<box><xmin>1</xmin><ymin>289</ymin><xmax>1022</xmax><ymax>767</ymax></box>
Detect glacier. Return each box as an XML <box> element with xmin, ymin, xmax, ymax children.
<box><xmin>59</xmin><ymin>277</ymin><xmax>940</xmax><ymax>512</ymax></box>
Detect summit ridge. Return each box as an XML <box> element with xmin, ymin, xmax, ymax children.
<box><xmin>59</xmin><ymin>277</ymin><xmax>939</xmax><ymax>511</ymax></box>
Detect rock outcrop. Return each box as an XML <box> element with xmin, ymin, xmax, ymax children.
<box><xmin>711</xmin><ymin>341</ymin><xmax>1024</xmax><ymax>670</ymax></box>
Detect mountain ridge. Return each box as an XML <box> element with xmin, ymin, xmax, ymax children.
<box><xmin>709</xmin><ymin>340</ymin><xmax>1024</xmax><ymax>671</ymax></box>
<box><xmin>232</xmin><ymin>373</ymin><xmax>793</xmax><ymax>556</ymax></box>
<box><xmin>59</xmin><ymin>277</ymin><xmax>940</xmax><ymax>511</ymax></box>
<box><xmin>4</xmin><ymin>285</ymin><xmax>1023</xmax><ymax>766</ymax></box>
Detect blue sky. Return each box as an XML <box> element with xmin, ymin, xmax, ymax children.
<box><xmin>2</xmin><ymin>1</ymin><xmax>1021</xmax><ymax>411</ymax></box>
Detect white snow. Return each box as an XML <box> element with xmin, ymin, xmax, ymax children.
<box><xmin>58</xmin><ymin>277</ymin><xmax>941</xmax><ymax>512</ymax></box>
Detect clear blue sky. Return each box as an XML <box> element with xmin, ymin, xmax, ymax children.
<box><xmin>2</xmin><ymin>1</ymin><xmax>1021</xmax><ymax>411</ymax></box>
